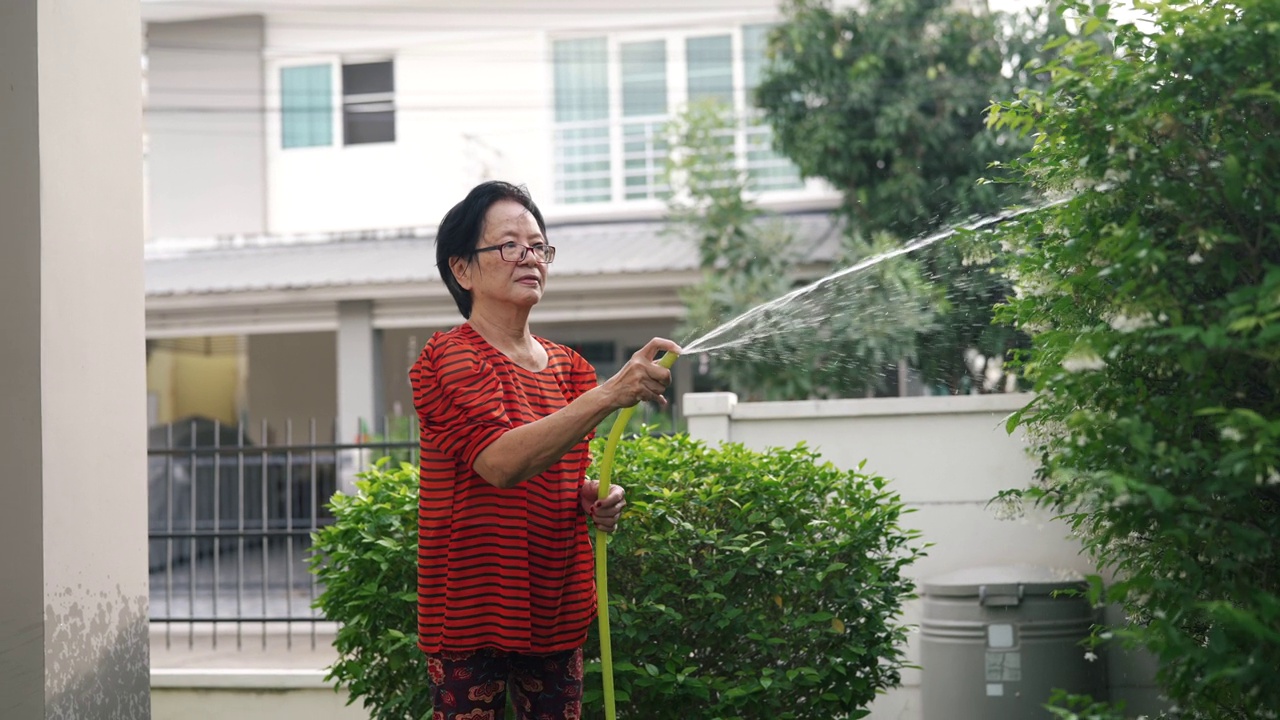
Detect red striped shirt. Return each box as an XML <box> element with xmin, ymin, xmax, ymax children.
<box><xmin>410</xmin><ymin>324</ymin><xmax>599</xmax><ymax>654</ymax></box>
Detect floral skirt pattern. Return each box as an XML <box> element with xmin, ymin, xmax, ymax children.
<box><xmin>426</xmin><ymin>646</ymin><xmax>584</xmax><ymax>720</ymax></box>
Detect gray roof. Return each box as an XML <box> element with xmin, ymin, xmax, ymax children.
<box><xmin>145</xmin><ymin>212</ymin><xmax>841</xmax><ymax>297</ymax></box>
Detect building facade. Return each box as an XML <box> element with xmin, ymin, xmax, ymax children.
<box><xmin>140</xmin><ymin>0</ymin><xmax>842</xmax><ymax>442</ymax></box>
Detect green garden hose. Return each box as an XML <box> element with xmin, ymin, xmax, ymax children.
<box><xmin>595</xmin><ymin>351</ymin><xmax>678</xmax><ymax>720</ymax></box>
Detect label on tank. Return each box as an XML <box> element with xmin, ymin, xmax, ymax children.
<box><xmin>985</xmin><ymin>651</ymin><xmax>1022</xmax><ymax>682</ymax></box>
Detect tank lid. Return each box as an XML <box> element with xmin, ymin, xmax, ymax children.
<box><xmin>922</xmin><ymin>565</ymin><xmax>1088</xmax><ymax>598</ymax></box>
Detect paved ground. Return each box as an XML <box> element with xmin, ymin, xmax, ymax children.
<box><xmin>150</xmin><ymin>540</ymin><xmax>337</xmax><ymax>670</ymax></box>
<box><xmin>150</xmin><ymin>623</ymin><xmax>341</xmax><ymax>670</ymax></box>
<box><xmin>150</xmin><ymin>538</ymin><xmax>322</xmax><ymax>618</ymax></box>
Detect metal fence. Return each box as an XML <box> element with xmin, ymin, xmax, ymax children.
<box><xmin>147</xmin><ymin>417</ymin><xmax>416</xmax><ymax>650</ymax></box>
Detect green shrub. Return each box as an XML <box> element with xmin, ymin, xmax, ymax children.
<box><xmin>310</xmin><ymin>436</ymin><xmax>923</xmax><ymax>720</ymax></box>
<box><xmin>586</xmin><ymin>433</ymin><xmax>924</xmax><ymax>720</ymax></box>
<box><xmin>309</xmin><ymin>459</ymin><xmax>429</xmax><ymax>720</ymax></box>
<box><xmin>1044</xmin><ymin>691</ymin><xmax>1132</xmax><ymax>720</ymax></box>
<box><xmin>989</xmin><ymin>0</ymin><xmax>1280</xmax><ymax>717</ymax></box>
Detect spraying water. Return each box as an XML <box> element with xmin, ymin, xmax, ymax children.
<box><xmin>679</xmin><ymin>199</ymin><xmax>1069</xmax><ymax>357</ymax></box>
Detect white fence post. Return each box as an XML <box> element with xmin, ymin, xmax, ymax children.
<box><xmin>682</xmin><ymin>392</ymin><xmax>738</xmax><ymax>446</ymax></box>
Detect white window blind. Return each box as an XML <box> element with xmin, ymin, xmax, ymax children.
<box><xmin>553</xmin><ymin>38</ymin><xmax>611</xmax><ymax>204</ymax></box>
<box><xmin>621</xmin><ymin>40</ymin><xmax>669</xmax><ymax>200</ymax></box>
<box><xmin>552</xmin><ymin>26</ymin><xmax>802</xmax><ymax>204</ymax></box>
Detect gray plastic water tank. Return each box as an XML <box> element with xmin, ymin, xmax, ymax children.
<box><xmin>921</xmin><ymin>565</ymin><xmax>1105</xmax><ymax>719</ymax></box>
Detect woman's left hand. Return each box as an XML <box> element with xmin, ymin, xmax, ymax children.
<box><xmin>580</xmin><ymin>480</ymin><xmax>626</xmax><ymax>532</ymax></box>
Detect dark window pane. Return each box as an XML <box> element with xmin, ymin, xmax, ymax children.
<box><xmin>569</xmin><ymin>341</ymin><xmax>616</xmax><ymax>364</ymax></box>
<box><xmin>342</xmin><ymin>61</ymin><xmax>394</xmax><ymax>95</ymax></box>
<box><xmin>342</xmin><ymin>60</ymin><xmax>395</xmax><ymax>145</ymax></box>
<box><xmin>343</xmin><ymin>108</ymin><xmax>395</xmax><ymax>145</ymax></box>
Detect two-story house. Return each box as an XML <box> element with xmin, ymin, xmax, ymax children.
<box><xmin>140</xmin><ymin>0</ymin><xmax>842</xmax><ymax>443</ymax></box>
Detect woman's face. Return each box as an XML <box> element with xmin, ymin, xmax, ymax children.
<box><xmin>451</xmin><ymin>199</ymin><xmax>549</xmax><ymax>314</ymax></box>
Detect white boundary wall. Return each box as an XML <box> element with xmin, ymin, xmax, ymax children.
<box><xmin>147</xmin><ymin>392</ymin><xmax>1161</xmax><ymax>718</ymax></box>
<box><xmin>684</xmin><ymin>392</ymin><xmax>1098</xmax><ymax>720</ymax></box>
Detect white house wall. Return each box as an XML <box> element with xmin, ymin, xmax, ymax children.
<box><xmin>147</xmin><ymin>16</ymin><xmax>268</xmax><ymax>239</ymax></box>
<box><xmin>264</xmin><ymin>31</ymin><xmax>554</xmax><ymax>235</ymax></box>
<box><xmin>259</xmin><ymin>12</ymin><xmax>837</xmax><ymax>235</ymax></box>
<box><xmin>142</xmin><ymin>0</ymin><xmax>843</xmax><ymax>242</ymax></box>
<box><xmin>246</xmin><ymin>332</ymin><xmax>338</xmax><ymax>444</ymax></box>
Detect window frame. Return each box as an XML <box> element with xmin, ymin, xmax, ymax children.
<box><xmin>274</xmin><ymin>56</ymin><xmax>397</xmax><ymax>151</ymax></box>
<box><xmin>341</xmin><ymin>59</ymin><xmax>397</xmax><ymax>146</ymax></box>
<box><xmin>550</xmin><ymin>24</ymin><xmax>807</xmax><ymax>209</ymax></box>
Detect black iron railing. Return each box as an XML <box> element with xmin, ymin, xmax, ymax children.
<box><xmin>147</xmin><ymin>417</ymin><xmax>415</xmax><ymax>650</ymax></box>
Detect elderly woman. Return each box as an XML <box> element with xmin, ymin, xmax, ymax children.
<box><xmin>410</xmin><ymin>181</ymin><xmax>680</xmax><ymax>720</ymax></box>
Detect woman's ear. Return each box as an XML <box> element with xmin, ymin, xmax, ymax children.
<box><xmin>449</xmin><ymin>256</ymin><xmax>473</xmax><ymax>291</ymax></box>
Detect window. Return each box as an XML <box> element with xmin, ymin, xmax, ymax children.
<box><xmin>281</xmin><ymin>64</ymin><xmax>333</xmax><ymax>149</ymax></box>
<box><xmin>686</xmin><ymin>35</ymin><xmax>734</xmax><ymax>105</ymax></box>
<box><xmin>621</xmin><ymin>40</ymin><xmax>668</xmax><ymax>200</ymax></box>
<box><xmin>553</xmin><ymin>39</ymin><xmax>611</xmax><ymax>203</ymax></box>
<box><xmin>342</xmin><ymin>61</ymin><xmax>395</xmax><ymax>145</ymax></box>
<box><xmin>551</xmin><ymin>26</ymin><xmax>802</xmax><ymax>204</ymax></box>
<box><xmin>562</xmin><ymin>340</ymin><xmax>618</xmax><ymax>382</ymax></box>
<box><xmin>742</xmin><ymin>25</ymin><xmax>801</xmax><ymax>192</ymax></box>
<box><xmin>280</xmin><ymin>60</ymin><xmax>395</xmax><ymax>149</ymax></box>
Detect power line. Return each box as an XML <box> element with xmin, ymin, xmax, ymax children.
<box><xmin>149</xmin><ymin>1</ymin><xmax>777</xmax><ymax>15</ymax></box>
<box><xmin>143</xmin><ymin>25</ymin><xmax>776</xmax><ymax>57</ymax></box>
<box><xmin>141</xmin><ymin>10</ymin><xmax>780</xmax><ymax>42</ymax></box>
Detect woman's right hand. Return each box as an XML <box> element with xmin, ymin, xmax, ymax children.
<box><xmin>602</xmin><ymin>337</ymin><xmax>682</xmax><ymax>409</ymax></box>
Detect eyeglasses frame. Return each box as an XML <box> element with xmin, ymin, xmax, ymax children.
<box><xmin>471</xmin><ymin>241</ymin><xmax>556</xmax><ymax>264</ymax></box>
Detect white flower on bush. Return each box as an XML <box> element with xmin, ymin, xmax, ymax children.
<box><xmin>1012</xmin><ymin>275</ymin><xmax>1050</xmax><ymax>299</ymax></box>
<box><xmin>1107</xmin><ymin>311</ymin><xmax>1157</xmax><ymax>333</ymax></box>
<box><xmin>1062</xmin><ymin>346</ymin><xmax>1106</xmax><ymax>373</ymax></box>
<box><xmin>1188</xmin><ymin>251</ymin><xmax>1204</xmax><ymax>265</ymax></box>
<box><xmin>1104</xmin><ymin>168</ymin><xmax>1130</xmax><ymax>184</ymax></box>
<box><xmin>1084</xmin><ymin>651</ymin><xmax>1098</xmax><ymax>663</ymax></box>
<box><xmin>1220</xmin><ymin>426</ymin><xmax>1245</xmax><ymax>443</ymax></box>
<box><xmin>1017</xmin><ymin>314</ymin><xmax>1050</xmax><ymax>334</ymax></box>
<box><xmin>991</xmin><ymin>494</ymin><xmax>1025</xmax><ymax>521</ymax></box>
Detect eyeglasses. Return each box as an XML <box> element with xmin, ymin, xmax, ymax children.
<box><xmin>472</xmin><ymin>241</ymin><xmax>556</xmax><ymax>264</ymax></box>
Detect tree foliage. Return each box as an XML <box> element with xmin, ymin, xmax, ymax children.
<box><xmin>989</xmin><ymin>0</ymin><xmax>1280</xmax><ymax>716</ymax></box>
<box><xmin>755</xmin><ymin>0</ymin><xmax>1065</xmax><ymax>393</ymax></box>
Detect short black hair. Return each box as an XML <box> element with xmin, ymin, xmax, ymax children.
<box><xmin>435</xmin><ymin>181</ymin><xmax>547</xmax><ymax>319</ymax></box>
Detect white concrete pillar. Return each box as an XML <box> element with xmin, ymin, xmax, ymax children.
<box><xmin>683</xmin><ymin>392</ymin><xmax>738</xmax><ymax>446</ymax></box>
<box><xmin>672</xmin><ymin>352</ymin><xmax>694</xmax><ymax>423</ymax></box>
<box><xmin>336</xmin><ymin>302</ymin><xmax>382</xmax><ymax>493</ymax></box>
<box><xmin>336</xmin><ymin>300</ymin><xmax>381</xmax><ymax>442</ymax></box>
<box><xmin>0</xmin><ymin>1</ymin><xmax>150</xmax><ymax>717</ymax></box>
